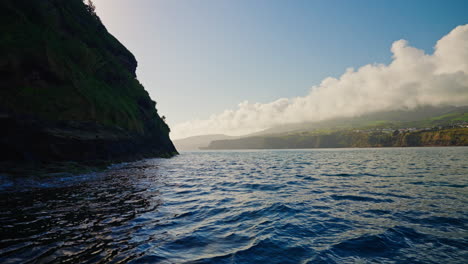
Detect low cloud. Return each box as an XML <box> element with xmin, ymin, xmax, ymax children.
<box><xmin>172</xmin><ymin>25</ymin><xmax>468</xmax><ymax>139</ymax></box>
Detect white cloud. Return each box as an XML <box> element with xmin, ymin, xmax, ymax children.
<box><xmin>171</xmin><ymin>25</ymin><xmax>468</xmax><ymax>139</ymax></box>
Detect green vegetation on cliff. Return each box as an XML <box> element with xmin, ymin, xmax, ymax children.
<box><xmin>206</xmin><ymin>128</ymin><xmax>468</xmax><ymax>150</ymax></box>
<box><xmin>0</xmin><ymin>0</ymin><xmax>177</xmax><ymax>163</ymax></box>
<box><xmin>205</xmin><ymin>106</ymin><xmax>468</xmax><ymax>150</ymax></box>
<box><xmin>250</xmin><ymin>105</ymin><xmax>468</xmax><ymax>137</ymax></box>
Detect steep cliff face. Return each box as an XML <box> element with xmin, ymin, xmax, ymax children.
<box><xmin>0</xmin><ymin>0</ymin><xmax>177</xmax><ymax>163</ymax></box>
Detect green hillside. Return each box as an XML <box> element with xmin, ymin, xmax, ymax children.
<box><xmin>207</xmin><ymin>128</ymin><xmax>468</xmax><ymax>149</ymax></box>
<box><xmin>206</xmin><ymin>107</ymin><xmax>468</xmax><ymax>149</ymax></box>
<box><xmin>0</xmin><ymin>0</ymin><xmax>177</xmax><ymax>164</ymax></box>
<box><xmin>249</xmin><ymin>106</ymin><xmax>468</xmax><ymax>136</ymax></box>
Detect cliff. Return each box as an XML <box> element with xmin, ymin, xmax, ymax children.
<box><xmin>206</xmin><ymin>128</ymin><xmax>468</xmax><ymax>149</ymax></box>
<box><xmin>0</xmin><ymin>0</ymin><xmax>177</xmax><ymax>165</ymax></box>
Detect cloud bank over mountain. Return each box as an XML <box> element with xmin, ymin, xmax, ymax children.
<box><xmin>172</xmin><ymin>25</ymin><xmax>468</xmax><ymax>139</ymax></box>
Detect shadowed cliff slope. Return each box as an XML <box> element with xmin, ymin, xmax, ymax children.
<box><xmin>0</xmin><ymin>0</ymin><xmax>177</xmax><ymax>163</ymax></box>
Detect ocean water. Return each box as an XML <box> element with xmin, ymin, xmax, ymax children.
<box><xmin>1</xmin><ymin>147</ymin><xmax>467</xmax><ymax>263</ymax></box>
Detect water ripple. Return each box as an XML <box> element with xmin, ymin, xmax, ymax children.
<box><xmin>1</xmin><ymin>147</ymin><xmax>468</xmax><ymax>263</ymax></box>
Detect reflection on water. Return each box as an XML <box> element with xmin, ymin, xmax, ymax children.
<box><xmin>1</xmin><ymin>147</ymin><xmax>468</xmax><ymax>263</ymax></box>
<box><xmin>0</xmin><ymin>164</ymin><xmax>164</xmax><ymax>263</ymax></box>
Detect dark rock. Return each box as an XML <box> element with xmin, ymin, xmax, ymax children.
<box><xmin>0</xmin><ymin>0</ymin><xmax>177</xmax><ymax>170</ymax></box>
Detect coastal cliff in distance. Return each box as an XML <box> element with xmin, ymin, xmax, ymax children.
<box><xmin>206</xmin><ymin>128</ymin><xmax>468</xmax><ymax>149</ymax></box>
<box><xmin>205</xmin><ymin>106</ymin><xmax>468</xmax><ymax>150</ymax></box>
<box><xmin>0</xmin><ymin>0</ymin><xmax>177</xmax><ymax>165</ymax></box>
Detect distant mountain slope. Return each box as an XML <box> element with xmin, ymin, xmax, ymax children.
<box><xmin>0</xmin><ymin>0</ymin><xmax>177</xmax><ymax>164</ymax></box>
<box><xmin>207</xmin><ymin>128</ymin><xmax>468</xmax><ymax>149</ymax></box>
<box><xmin>247</xmin><ymin>105</ymin><xmax>467</xmax><ymax>136</ymax></box>
<box><xmin>205</xmin><ymin>106</ymin><xmax>468</xmax><ymax>149</ymax></box>
<box><xmin>174</xmin><ymin>134</ymin><xmax>236</xmax><ymax>151</ymax></box>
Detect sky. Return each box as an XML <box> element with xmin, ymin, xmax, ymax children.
<box><xmin>92</xmin><ymin>0</ymin><xmax>468</xmax><ymax>139</ymax></box>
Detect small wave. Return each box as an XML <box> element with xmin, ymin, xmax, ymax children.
<box><xmin>309</xmin><ymin>227</ymin><xmax>418</xmax><ymax>263</ymax></box>
<box><xmin>409</xmin><ymin>181</ymin><xmax>467</xmax><ymax>188</ymax></box>
<box><xmin>222</xmin><ymin>203</ymin><xmax>301</xmax><ymax>225</ymax></box>
<box><xmin>365</xmin><ymin>209</ymin><xmax>392</xmax><ymax>215</ymax></box>
<box><xmin>294</xmin><ymin>174</ymin><xmax>318</xmax><ymax>181</ymax></box>
<box><xmin>309</xmin><ymin>226</ymin><xmax>467</xmax><ymax>263</ymax></box>
<box><xmin>186</xmin><ymin>237</ymin><xmax>312</xmax><ymax>264</ymax></box>
<box><xmin>238</xmin><ymin>183</ymin><xmax>281</xmax><ymax>191</ymax></box>
<box><xmin>399</xmin><ymin>214</ymin><xmax>468</xmax><ymax>229</ymax></box>
<box><xmin>330</xmin><ymin>195</ymin><xmax>394</xmax><ymax>203</ymax></box>
<box><xmin>321</xmin><ymin>172</ymin><xmax>379</xmax><ymax>177</ymax></box>
<box><xmin>323</xmin><ymin>173</ymin><xmax>354</xmax><ymax>177</ymax></box>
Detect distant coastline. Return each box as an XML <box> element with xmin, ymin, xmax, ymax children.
<box><xmin>203</xmin><ymin>127</ymin><xmax>468</xmax><ymax>150</ymax></box>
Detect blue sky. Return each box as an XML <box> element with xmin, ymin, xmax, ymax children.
<box><xmin>93</xmin><ymin>0</ymin><xmax>468</xmax><ymax>132</ymax></box>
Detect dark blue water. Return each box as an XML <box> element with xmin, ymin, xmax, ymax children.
<box><xmin>1</xmin><ymin>147</ymin><xmax>467</xmax><ymax>263</ymax></box>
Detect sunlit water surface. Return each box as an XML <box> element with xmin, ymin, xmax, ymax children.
<box><xmin>1</xmin><ymin>147</ymin><xmax>467</xmax><ymax>263</ymax></box>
